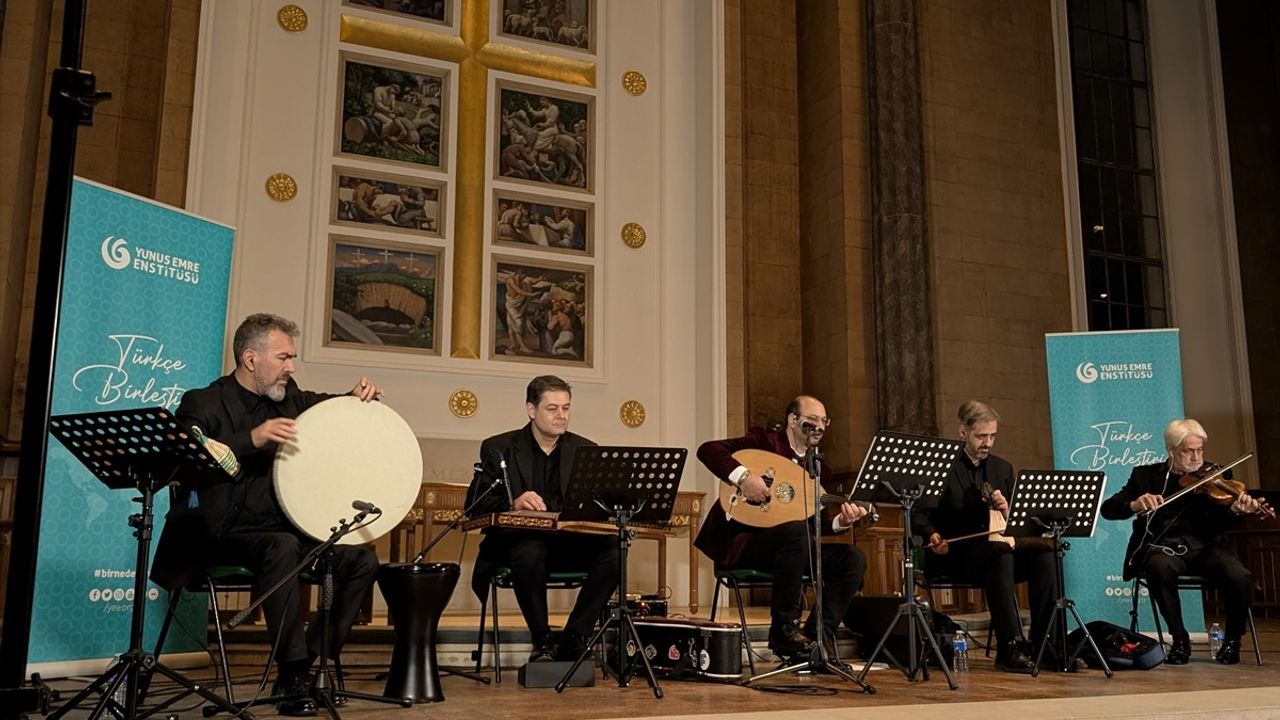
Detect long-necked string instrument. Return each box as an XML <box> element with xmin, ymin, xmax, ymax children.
<box><xmin>935</xmin><ymin>481</ymin><xmax>1015</xmax><ymax>547</ymax></box>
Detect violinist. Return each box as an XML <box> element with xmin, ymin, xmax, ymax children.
<box><xmin>1101</xmin><ymin>418</ymin><xmax>1263</xmax><ymax>665</ymax></box>
<box><xmin>913</xmin><ymin>401</ymin><xmax>1056</xmax><ymax>673</ymax></box>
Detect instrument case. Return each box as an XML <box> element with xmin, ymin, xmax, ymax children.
<box><xmin>626</xmin><ymin>617</ymin><xmax>743</xmax><ymax>681</ymax></box>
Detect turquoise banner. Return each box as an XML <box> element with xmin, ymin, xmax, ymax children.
<box><xmin>1044</xmin><ymin>329</ymin><xmax>1198</xmax><ymax>630</ymax></box>
<box><xmin>28</xmin><ymin>179</ymin><xmax>235</xmax><ymax>672</ymax></box>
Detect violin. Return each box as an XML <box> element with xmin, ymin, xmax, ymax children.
<box><xmin>1178</xmin><ymin>461</ymin><xmax>1275</xmax><ymax>519</ymax></box>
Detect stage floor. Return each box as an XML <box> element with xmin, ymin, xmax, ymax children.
<box><xmin>42</xmin><ymin>612</ymin><xmax>1280</xmax><ymax>719</ymax></box>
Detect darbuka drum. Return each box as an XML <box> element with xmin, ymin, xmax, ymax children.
<box><xmin>377</xmin><ymin>562</ymin><xmax>459</xmax><ymax>703</ymax></box>
<box><xmin>273</xmin><ymin>396</ymin><xmax>421</xmax><ymax>543</ymax></box>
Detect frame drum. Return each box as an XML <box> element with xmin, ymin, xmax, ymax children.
<box><xmin>273</xmin><ymin>396</ymin><xmax>421</xmax><ymax>544</ymax></box>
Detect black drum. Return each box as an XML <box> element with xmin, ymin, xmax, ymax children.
<box><xmin>377</xmin><ymin>562</ymin><xmax>460</xmax><ymax>702</ymax></box>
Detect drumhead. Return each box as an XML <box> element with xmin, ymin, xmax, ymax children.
<box><xmin>273</xmin><ymin>396</ymin><xmax>421</xmax><ymax>544</ymax></box>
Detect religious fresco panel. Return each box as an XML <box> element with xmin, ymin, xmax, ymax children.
<box><xmin>491</xmin><ymin>255</ymin><xmax>591</xmax><ymax>366</ymax></box>
<box><xmin>326</xmin><ymin>236</ymin><xmax>443</xmax><ymax>355</ymax></box>
<box><xmin>333</xmin><ymin>167</ymin><xmax>446</xmax><ymax>239</ymax></box>
<box><xmin>495</xmin><ymin>82</ymin><xmax>593</xmax><ymax>192</ymax></box>
<box><xmin>498</xmin><ymin>0</ymin><xmax>595</xmax><ymax>53</ymax></box>
<box><xmin>343</xmin><ymin>0</ymin><xmax>451</xmax><ymax>25</ymax></box>
<box><xmin>492</xmin><ymin>190</ymin><xmax>591</xmax><ymax>257</ymax></box>
<box><xmin>338</xmin><ymin>54</ymin><xmax>449</xmax><ymax>170</ymax></box>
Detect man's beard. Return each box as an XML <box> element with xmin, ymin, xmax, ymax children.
<box><xmin>255</xmin><ymin>372</ymin><xmax>288</xmax><ymax>402</ymax></box>
<box><xmin>1175</xmin><ymin>459</ymin><xmax>1203</xmax><ymax>475</ymax></box>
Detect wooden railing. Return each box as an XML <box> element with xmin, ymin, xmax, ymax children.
<box><xmin>0</xmin><ymin>442</ymin><xmax>19</xmax><ymax>619</ymax></box>
<box><xmin>1228</xmin><ymin>524</ymin><xmax>1280</xmax><ymax>619</ymax></box>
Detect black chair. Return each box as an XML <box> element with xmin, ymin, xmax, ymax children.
<box><xmin>148</xmin><ymin>565</ymin><xmax>350</xmax><ymax>713</ymax></box>
<box><xmin>708</xmin><ymin>567</ymin><xmax>816</xmax><ymax>674</ymax></box>
<box><xmin>149</xmin><ymin>565</ymin><xmax>257</xmax><ymax>704</ymax></box>
<box><xmin>914</xmin><ymin>547</ymin><xmax>1018</xmax><ymax>657</ymax></box>
<box><xmin>1130</xmin><ymin>575</ymin><xmax>1263</xmax><ymax>665</ymax></box>
<box><xmin>471</xmin><ymin>566</ymin><xmax>588</xmax><ymax>683</ymax></box>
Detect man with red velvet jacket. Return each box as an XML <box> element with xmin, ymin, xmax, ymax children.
<box><xmin>694</xmin><ymin>395</ymin><xmax>869</xmax><ymax>659</ymax></box>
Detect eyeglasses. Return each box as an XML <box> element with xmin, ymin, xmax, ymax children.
<box><xmin>799</xmin><ymin>414</ymin><xmax>833</xmax><ymax>428</ymax></box>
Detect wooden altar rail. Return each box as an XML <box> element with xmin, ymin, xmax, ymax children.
<box><xmin>1229</xmin><ymin>527</ymin><xmax>1280</xmax><ymax>619</ymax></box>
<box><xmin>849</xmin><ymin>505</ymin><xmax>997</xmax><ymax>616</ymax></box>
<box><xmin>0</xmin><ymin>465</ymin><xmax>15</xmax><ymax>618</ymax></box>
<box><xmin>393</xmin><ymin>482</ymin><xmax>707</xmax><ymax>613</ymax></box>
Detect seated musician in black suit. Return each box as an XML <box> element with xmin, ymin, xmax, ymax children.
<box><xmin>151</xmin><ymin>313</ymin><xmax>382</xmax><ymax>716</ymax></box>
<box><xmin>913</xmin><ymin>400</ymin><xmax>1054</xmax><ymax>674</ymax></box>
<box><xmin>1101</xmin><ymin>418</ymin><xmax>1264</xmax><ymax>665</ymax></box>
<box><xmin>465</xmin><ymin>375</ymin><xmax>619</xmax><ymax>663</ymax></box>
<box><xmin>694</xmin><ymin>395</ymin><xmax>869</xmax><ymax>660</ymax></box>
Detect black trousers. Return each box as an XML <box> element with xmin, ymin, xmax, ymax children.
<box><xmin>487</xmin><ymin>530</ymin><xmax>619</xmax><ymax>642</ymax></box>
<box><xmin>925</xmin><ymin>540</ymin><xmax>1055</xmax><ymax>646</ymax></box>
<box><xmin>733</xmin><ymin>520</ymin><xmax>866</xmax><ymax>642</ymax></box>
<box><xmin>210</xmin><ymin>530</ymin><xmax>379</xmax><ymax>665</ymax></box>
<box><xmin>1139</xmin><ymin>542</ymin><xmax>1254</xmax><ymax>639</ymax></box>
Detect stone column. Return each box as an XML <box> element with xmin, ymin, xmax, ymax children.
<box><xmin>866</xmin><ymin>0</ymin><xmax>936</xmax><ymax>434</ymax></box>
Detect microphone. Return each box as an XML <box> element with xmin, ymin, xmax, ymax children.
<box><xmin>494</xmin><ymin>451</ymin><xmax>514</xmax><ymax>506</ymax></box>
<box><xmin>351</xmin><ymin>499</ymin><xmax>381</xmax><ymax>514</ymax></box>
<box><xmin>801</xmin><ymin>420</ymin><xmax>819</xmax><ymax>434</ymax></box>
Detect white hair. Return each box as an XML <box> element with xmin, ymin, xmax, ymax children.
<box><xmin>1164</xmin><ymin>418</ymin><xmax>1207</xmax><ymax>451</ymax></box>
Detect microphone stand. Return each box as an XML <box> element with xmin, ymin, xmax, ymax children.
<box><xmin>223</xmin><ymin>510</ymin><xmax>412</xmax><ymax>719</ymax></box>
<box><xmin>411</xmin><ymin>462</ymin><xmax>507</xmax><ymax>564</ymax></box>
<box><xmin>747</xmin><ymin>427</ymin><xmax>874</xmax><ymax>693</ymax></box>
<box><xmin>397</xmin><ymin>463</ymin><xmax>509</xmax><ymax>685</ymax></box>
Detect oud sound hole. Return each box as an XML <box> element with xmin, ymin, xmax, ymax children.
<box><xmin>775</xmin><ymin>483</ymin><xmax>795</xmax><ymax>503</ymax></box>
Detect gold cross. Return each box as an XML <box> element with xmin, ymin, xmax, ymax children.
<box><xmin>341</xmin><ymin>3</ymin><xmax>596</xmax><ymax>359</ymax></box>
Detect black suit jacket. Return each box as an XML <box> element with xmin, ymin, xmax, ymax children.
<box><xmin>465</xmin><ymin>423</ymin><xmax>596</xmax><ymax>598</ymax></box>
<box><xmin>150</xmin><ymin>374</ymin><xmax>340</xmax><ymax>590</ymax></box>
<box><xmin>1100</xmin><ymin>461</ymin><xmax>1242</xmax><ymax>580</ymax></box>
<box><xmin>464</xmin><ymin>423</ymin><xmax>597</xmax><ymax>514</ymax></box>
<box><xmin>912</xmin><ymin>453</ymin><xmax>1015</xmax><ymax>542</ymax></box>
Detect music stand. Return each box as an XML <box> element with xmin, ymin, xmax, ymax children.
<box><xmin>553</xmin><ymin>446</ymin><xmax>686</xmax><ymax>698</ymax></box>
<box><xmin>851</xmin><ymin>431</ymin><xmax>963</xmax><ymax>690</ymax></box>
<box><xmin>44</xmin><ymin>407</ymin><xmax>246</xmax><ymax>720</ymax></box>
<box><xmin>1005</xmin><ymin>469</ymin><xmax>1113</xmax><ymax>678</ymax></box>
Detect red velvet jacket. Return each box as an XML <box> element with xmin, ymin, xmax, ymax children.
<box><xmin>693</xmin><ymin>425</ymin><xmax>843</xmax><ymax>567</ymax></box>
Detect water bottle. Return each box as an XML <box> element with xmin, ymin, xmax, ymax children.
<box><xmin>1208</xmin><ymin>622</ymin><xmax>1224</xmax><ymax>659</ymax></box>
<box><xmin>104</xmin><ymin>655</ymin><xmax>126</xmax><ymax>709</ymax></box>
<box><xmin>951</xmin><ymin>635</ymin><xmax>969</xmax><ymax>672</ymax></box>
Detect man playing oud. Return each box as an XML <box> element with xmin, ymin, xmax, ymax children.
<box><xmin>694</xmin><ymin>395</ymin><xmax>869</xmax><ymax>660</ymax></box>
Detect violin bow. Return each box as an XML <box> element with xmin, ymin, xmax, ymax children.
<box><xmin>1141</xmin><ymin>452</ymin><xmax>1252</xmax><ymax>516</ymax></box>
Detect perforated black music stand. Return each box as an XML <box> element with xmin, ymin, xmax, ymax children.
<box><xmin>1006</xmin><ymin>469</ymin><xmax>1113</xmax><ymax>678</ymax></box>
<box><xmin>850</xmin><ymin>431</ymin><xmax>963</xmax><ymax>689</ymax></box>
<box><xmin>44</xmin><ymin>407</ymin><xmax>246</xmax><ymax>720</ymax></box>
<box><xmin>553</xmin><ymin>446</ymin><xmax>687</xmax><ymax>698</ymax></box>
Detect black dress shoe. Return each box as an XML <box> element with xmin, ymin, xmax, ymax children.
<box><xmin>767</xmin><ymin>628</ymin><xmax>816</xmax><ymax>660</ymax></box>
<box><xmin>1215</xmin><ymin>638</ymin><xmax>1241</xmax><ymax>665</ymax></box>
<box><xmin>994</xmin><ymin>641</ymin><xmax>1035</xmax><ymax>674</ymax></box>
<box><xmin>277</xmin><ymin>697</ymin><xmax>319</xmax><ymax>717</ymax></box>
<box><xmin>1166</xmin><ymin>637</ymin><xmax>1191</xmax><ymax>665</ymax></box>
<box><xmin>272</xmin><ymin>676</ymin><xmax>317</xmax><ymax>717</ymax></box>
<box><xmin>271</xmin><ymin>674</ymin><xmax>310</xmax><ymax>699</ymax></box>
<box><xmin>528</xmin><ymin>634</ymin><xmax>557</xmax><ymax>663</ymax></box>
<box><xmin>554</xmin><ymin>631</ymin><xmax>589</xmax><ymax>662</ymax></box>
